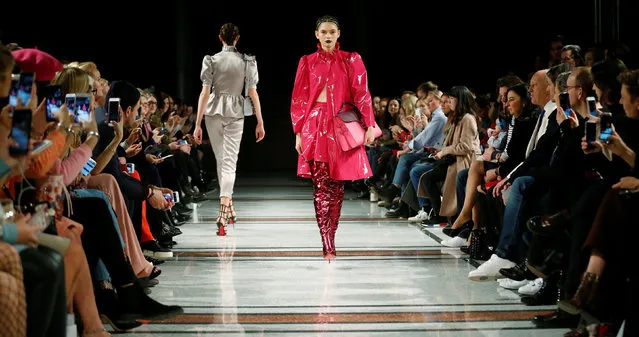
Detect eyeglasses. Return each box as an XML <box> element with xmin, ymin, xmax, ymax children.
<box><xmin>91</xmin><ymin>89</ymin><xmax>98</xmax><ymax>95</ymax></box>
<box><xmin>148</xmin><ymin>101</ymin><xmax>157</xmax><ymax>105</ymax></box>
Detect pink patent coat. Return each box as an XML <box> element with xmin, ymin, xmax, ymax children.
<box><xmin>290</xmin><ymin>43</ymin><xmax>375</xmax><ymax>181</ymax></box>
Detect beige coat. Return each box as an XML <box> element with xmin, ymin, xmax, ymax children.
<box><xmin>418</xmin><ymin>113</ymin><xmax>480</xmax><ymax>217</ymax></box>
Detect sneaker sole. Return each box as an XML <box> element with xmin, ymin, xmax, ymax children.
<box><xmin>468</xmin><ymin>274</ymin><xmax>500</xmax><ymax>282</ymax></box>
<box><xmin>143</xmin><ymin>250</ymin><xmax>173</xmax><ymax>259</ymax></box>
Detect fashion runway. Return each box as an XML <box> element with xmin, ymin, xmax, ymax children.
<box><xmin>116</xmin><ymin>174</ymin><xmax>565</xmax><ymax>336</ymax></box>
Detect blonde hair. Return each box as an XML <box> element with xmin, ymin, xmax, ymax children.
<box><xmin>401</xmin><ymin>94</ymin><xmax>418</xmax><ymax>117</ymax></box>
<box><xmin>52</xmin><ymin>67</ymin><xmax>91</xmax><ymax>95</ymax></box>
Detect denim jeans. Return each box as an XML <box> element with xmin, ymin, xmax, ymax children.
<box><xmin>71</xmin><ymin>188</ymin><xmax>125</xmax><ymax>282</ymax></box>
<box><xmin>392</xmin><ymin>152</ymin><xmax>423</xmax><ymax>191</ymax></box>
<box><xmin>495</xmin><ymin>176</ymin><xmax>535</xmax><ymax>261</ymax></box>
<box><xmin>456</xmin><ymin>169</ymin><xmax>469</xmax><ymax>217</ymax></box>
<box><xmin>409</xmin><ymin>162</ymin><xmax>434</xmax><ymax>208</ymax></box>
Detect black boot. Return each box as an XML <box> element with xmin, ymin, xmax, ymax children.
<box><xmin>116</xmin><ymin>280</ymin><xmax>183</xmax><ymax>322</ymax></box>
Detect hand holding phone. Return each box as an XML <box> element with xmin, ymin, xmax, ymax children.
<box><xmin>9</xmin><ymin>109</ymin><xmax>32</xmax><ymax>156</ymax></box>
<box><xmin>559</xmin><ymin>92</ymin><xmax>571</xmax><ymax>118</ymax></box>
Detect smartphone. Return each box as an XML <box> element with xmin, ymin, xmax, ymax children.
<box><xmin>82</xmin><ymin>158</ymin><xmax>97</xmax><ymax>177</ymax></box>
<box><xmin>587</xmin><ymin>96</ymin><xmax>597</xmax><ymax>117</ymax></box>
<box><xmin>158</xmin><ymin>128</ymin><xmax>169</xmax><ymax>136</ymax></box>
<box><xmin>177</xmin><ymin>139</ymin><xmax>188</xmax><ymax>146</ymax></box>
<box><xmin>9</xmin><ymin>109</ymin><xmax>32</xmax><ymax>156</ymax></box>
<box><xmin>559</xmin><ymin>92</ymin><xmax>571</xmax><ymax>118</ymax></box>
<box><xmin>31</xmin><ymin>139</ymin><xmax>52</xmax><ymax>156</ymax></box>
<box><xmin>585</xmin><ymin>121</ymin><xmax>597</xmax><ymax>149</ymax></box>
<box><xmin>44</xmin><ymin>85</ymin><xmax>63</xmax><ymax>122</ymax></box>
<box><xmin>599</xmin><ymin>113</ymin><xmax>613</xmax><ymax>143</ymax></box>
<box><xmin>125</xmin><ymin>163</ymin><xmax>135</xmax><ymax>174</ymax></box>
<box><xmin>16</xmin><ymin>72</ymin><xmax>35</xmax><ymax>107</ymax></box>
<box><xmin>159</xmin><ymin>154</ymin><xmax>173</xmax><ymax>161</ymax></box>
<box><xmin>65</xmin><ymin>94</ymin><xmax>77</xmax><ymax>116</ymax></box>
<box><xmin>108</xmin><ymin>98</ymin><xmax>120</xmax><ymax>122</ymax></box>
<box><xmin>9</xmin><ymin>74</ymin><xmax>20</xmax><ymax>107</ymax></box>
<box><xmin>74</xmin><ymin>93</ymin><xmax>91</xmax><ymax>124</ymax></box>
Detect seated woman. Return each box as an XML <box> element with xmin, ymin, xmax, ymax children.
<box><xmin>448</xmin><ymin>84</ymin><xmax>536</xmax><ymax>237</ymax></box>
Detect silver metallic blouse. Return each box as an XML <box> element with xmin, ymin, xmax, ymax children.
<box><xmin>200</xmin><ymin>45</ymin><xmax>259</xmax><ymax>119</ymax></box>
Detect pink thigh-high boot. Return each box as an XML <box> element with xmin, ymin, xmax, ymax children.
<box><xmin>310</xmin><ymin>161</ymin><xmax>345</xmax><ymax>261</ymax></box>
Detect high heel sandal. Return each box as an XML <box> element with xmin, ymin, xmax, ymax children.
<box><xmin>228</xmin><ymin>199</ymin><xmax>237</xmax><ymax>226</ymax></box>
<box><xmin>216</xmin><ymin>203</ymin><xmax>231</xmax><ymax>236</ymax></box>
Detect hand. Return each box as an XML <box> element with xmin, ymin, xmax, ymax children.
<box><xmin>482</xmin><ymin>146</ymin><xmax>495</xmax><ymax>161</ymax></box>
<box><xmin>145</xmin><ymin>154</ymin><xmax>163</xmax><ymax>164</ymax></box>
<box><xmin>603</xmin><ymin>129</ymin><xmax>630</xmax><ymax>157</ymax></box>
<box><xmin>31</xmin><ymin>99</ymin><xmax>49</xmax><ymax>140</ymax></box>
<box><xmin>147</xmin><ymin>188</ymin><xmax>169</xmax><ymax>210</ymax></box>
<box><xmin>109</xmin><ymin>106</ymin><xmax>125</xmax><ymax>142</ymax></box>
<box><xmin>255</xmin><ymin>123</ymin><xmax>265</xmax><ymax>143</ymax></box>
<box><xmin>612</xmin><ymin>176</ymin><xmax>639</xmax><ymax>191</ymax></box>
<box><xmin>295</xmin><ymin>133</ymin><xmax>302</xmax><ymax>155</ymax></box>
<box><xmin>433</xmin><ymin>151</ymin><xmax>443</xmax><ymax>160</ymax></box>
<box><xmin>396</xmin><ymin>149</ymin><xmax>409</xmax><ymax>159</ymax></box>
<box><xmin>365</xmin><ymin>127</ymin><xmax>376</xmax><ymax>145</ymax></box>
<box><xmin>125</xmin><ymin>128</ymin><xmax>142</xmax><ymax>147</ymax></box>
<box><xmin>490</xmin><ymin>128</ymin><xmax>500</xmax><ymax>137</ymax></box>
<box><xmin>125</xmin><ymin>142</ymin><xmax>143</xmax><ymax>158</ymax></box>
<box><xmin>14</xmin><ymin>214</ymin><xmax>40</xmax><ymax>248</ymax></box>
<box><xmin>485</xmin><ymin>169</ymin><xmax>498</xmax><ymax>182</ymax></box>
<box><xmin>178</xmin><ymin>144</ymin><xmax>191</xmax><ymax>154</ymax></box>
<box><xmin>492</xmin><ymin>178</ymin><xmax>510</xmax><ymax>198</ymax></box>
<box><xmin>16</xmin><ymin>83</ymin><xmax>38</xmax><ymax>112</ymax></box>
<box><xmin>80</xmin><ymin>106</ymin><xmax>98</xmax><ymax>134</ymax></box>
<box><xmin>581</xmin><ymin>136</ymin><xmax>602</xmax><ymax>154</ymax></box>
<box><xmin>194</xmin><ymin>126</ymin><xmax>203</xmax><ymax>144</ymax></box>
<box><xmin>556</xmin><ymin>105</ymin><xmax>568</xmax><ymax>125</ymax></box>
<box><xmin>567</xmin><ymin>108</ymin><xmax>579</xmax><ymax>129</ymax></box>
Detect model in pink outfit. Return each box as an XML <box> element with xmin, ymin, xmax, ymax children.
<box><xmin>291</xmin><ymin>15</ymin><xmax>376</xmax><ymax>261</ymax></box>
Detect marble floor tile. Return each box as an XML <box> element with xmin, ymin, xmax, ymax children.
<box><xmin>114</xmin><ymin>175</ymin><xmax>569</xmax><ymax>336</ymax></box>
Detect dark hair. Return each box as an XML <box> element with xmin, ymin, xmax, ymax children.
<box><xmin>0</xmin><ymin>43</ymin><xmax>15</xmax><ymax>77</ymax></box>
<box><xmin>572</xmin><ymin>67</ymin><xmax>595</xmax><ymax>98</ymax></box>
<box><xmin>219</xmin><ymin>23</ymin><xmax>239</xmax><ymax>45</ymax></box>
<box><xmin>547</xmin><ymin>63</ymin><xmax>573</xmax><ymax>85</ymax></box>
<box><xmin>105</xmin><ymin>80</ymin><xmax>140</xmax><ymax>113</ymax></box>
<box><xmin>448</xmin><ymin>86</ymin><xmax>478</xmax><ymax>123</ymax></box>
<box><xmin>591</xmin><ymin>58</ymin><xmax>627</xmax><ymax>104</ymax></box>
<box><xmin>506</xmin><ymin>83</ymin><xmax>534</xmax><ymax>118</ymax></box>
<box><xmin>618</xmin><ymin>69</ymin><xmax>639</xmax><ymax>100</ymax></box>
<box><xmin>496</xmin><ymin>74</ymin><xmax>523</xmax><ymax>88</ymax></box>
<box><xmin>316</xmin><ymin>15</ymin><xmax>339</xmax><ymax>30</ymax></box>
<box><xmin>562</xmin><ymin>44</ymin><xmax>584</xmax><ymax>66</ymax></box>
<box><xmin>417</xmin><ymin>81</ymin><xmax>438</xmax><ymax>94</ymax></box>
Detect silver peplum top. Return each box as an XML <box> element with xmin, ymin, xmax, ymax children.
<box><xmin>200</xmin><ymin>45</ymin><xmax>259</xmax><ymax>119</ymax></box>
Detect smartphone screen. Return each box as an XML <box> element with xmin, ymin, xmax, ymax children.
<box><xmin>9</xmin><ymin>109</ymin><xmax>32</xmax><ymax>156</ymax></box>
<box><xmin>65</xmin><ymin>94</ymin><xmax>76</xmax><ymax>116</ymax></box>
<box><xmin>81</xmin><ymin>158</ymin><xmax>97</xmax><ymax>177</ymax></box>
<box><xmin>17</xmin><ymin>72</ymin><xmax>34</xmax><ymax>106</ymax></box>
<box><xmin>9</xmin><ymin>75</ymin><xmax>20</xmax><ymax>107</ymax></box>
<box><xmin>587</xmin><ymin>97</ymin><xmax>597</xmax><ymax>117</ymax></box>
<box><xmin>75</xmin><ymin>94</ymin><xmax>91</xmax><ymax>123</ymax></box>
<box><xmin>44</xmin><ymin>85</ymin><xmax>63</xmax><ymax>122</ymax></box>
<box><xmin>559</xmin><ymin>92</ymin><xmax>571</xmax><ymax>117</ymax></box>
<box><xmin>108</xmin><ymin>98</ymin><xmax>120</xmax><ymax>122</ymax></box>
<box><xmin>599</xmin><ymin>113</ymin><xmax>613</xmax><ymax>143</ymax></box>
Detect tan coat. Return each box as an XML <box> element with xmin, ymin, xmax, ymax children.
<box><xmin>418</xmin><ymin>113</ymin><xmax>480</xmax><ymax>217</ymax></box>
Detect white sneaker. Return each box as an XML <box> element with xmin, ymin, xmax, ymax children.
<box><xmin>468</xmin><ymin>254</ymin><xmax>516</xmax><ymax>282</ymax></box>
<box><xmin>440</xmin><ymin>236</ymin><xmax>468</xmax><ymax>248</ymax></box>
<box><xmin>498</xmin><ymin>278</ymin><xmax>530</xmax><ymax>290</ymax></box>
<box><xmin>518</xmin><ymin>278</ymin><xmax>543</xmax><ymax>296</ymax></box>
<box><xmin>408</xmin><ymin>210</ymin><xmax>429</xmax><ymax>223</ymax></box>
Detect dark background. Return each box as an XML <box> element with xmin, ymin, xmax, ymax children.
<box><xmin>2</xmin><ymin>0</ymin><xmax>638</xmax><ymax>174</ymax></box>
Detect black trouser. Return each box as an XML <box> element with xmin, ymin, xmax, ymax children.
<box><xmin>173</xmin><ymin>150</ymin><xmax>204</xmax><ymax>189</ymax></box>
<box><xmin>421</xmin><ymin>164</ymin><xmax>448</xmax><ymax>215</ymax></box>
<box><xmin>20</xmin><ymin>246</ymin><xmax>67</xmax><ymax>337</ymax></box>
<box><xmin>69</xmin><ymin>197</ymin><xmax>137</xmax><ymax>286</ymax></box>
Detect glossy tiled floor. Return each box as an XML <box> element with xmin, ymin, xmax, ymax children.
<box><xmin>117</xmin><ymin>174</ymin><xmax>567</xmax><ymax>336</ymax></box>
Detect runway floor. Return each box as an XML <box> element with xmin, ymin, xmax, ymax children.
<box><xmin>115</xmin><ymin>173</ymin><xmax>566</xmax><ymax>336</ymax></box>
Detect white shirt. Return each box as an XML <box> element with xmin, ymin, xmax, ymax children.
<box><xmin>525</xmin><ymin>100</ymin><xmax>557</xmax><ymax>157</ymax></box>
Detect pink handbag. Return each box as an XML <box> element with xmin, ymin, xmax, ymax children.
<box><xmin>334</xmin><ymin>102</ymin><xmax>382</xmax><ymax>152</ymax></box>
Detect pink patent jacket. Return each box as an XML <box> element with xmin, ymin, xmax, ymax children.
<box><xmin>290</xmin><ymin>43</ymin><xmax>374</xmax><ymax>181</ymax></box>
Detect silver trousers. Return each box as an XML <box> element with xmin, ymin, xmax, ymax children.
<box><xmin>205</xmin><ymin>115</ymin><xmax>244</xmax><ymax>198</ymax></box>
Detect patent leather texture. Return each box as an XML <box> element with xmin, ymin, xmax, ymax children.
<box><xmin>311</xmin><ymin>161</ymin><xmax>344</xmax><ymax>259</ymax></box>
<box><xmin>291</xmin><ymin>43</ymin><xmax>374</xmax><ymax>181</ymax></box>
